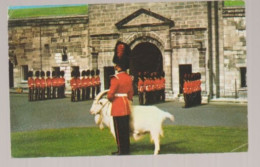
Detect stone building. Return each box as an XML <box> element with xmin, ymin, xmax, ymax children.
<box><xmin>8</xmin><ymin>1</ymin><xmax>247</xmax><ymax>101</ymax></box>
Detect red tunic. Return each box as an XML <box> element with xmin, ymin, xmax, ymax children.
<box><xmin>46</xmin><ymin>77</ymin><xmax>52</xmax><ymax>87</ymax></box>
<box><xmin>183</xmin><ymin>81</ymin><xmax>187</xmax><ymax>94</ymax></box>
<box><xmin>82</xmin><ymin>77</ymin><xmax>88</xmax><ymax>88</ymax></box>
<box><xmin>76</xmin><ymin>78</ymin><xmax>81</xmax><ymax>89</ymax></box>
<box><xmin>28</xmin><ymin>78</ymin><xmax>34</xmax><ymax>89</ymax></box>
<box><xmin>95</xmin><ymin>76</ymin><xmax>101</xmax><ymax>86</ymax></box>
<box><xmin>107</xmin><ymin>72</ymin><xmax>134</xmax><ymax>117</ymax></box>
<box><xmin>91</xmin><ymin>77</ymin><xmax>96</xmax><ymax>87</ymax></box>
<box><xmin>35</xmin><ymin>78</ymin><xmax>41</xmax><ymax>88</ymax></box>
<box><xmin>52</xmin><ymin>78</ymin><xmax>58</xmax><ymax>87</ymax></box>
<box><xmin>40</xmin><ymin>78</ymin><xmax>46</xmax><ymax>88</ymax></box>
<box><xmin>144</xmin><ymin>79</ymin><xmax>151</xmax><ymax>92</ymax></box>
<box><xmin>70</xmin><ymin>78</ymin><xmax>77</xmax><ymax>90</ymax></box>
<box><xmin>137</xmin><ymin>79</ymin><xmax>144</xmax><ymax>93</ymax></box>
<box><xmin>86</xmin><ymin>77</ymin><xmax>91</xmax><ymax>87</ymax></box>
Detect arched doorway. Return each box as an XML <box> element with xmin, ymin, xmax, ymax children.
<box><xmin>129</xmin><ymin>42</ymin><xmax>163</xmax><ymax>94</ymax></box>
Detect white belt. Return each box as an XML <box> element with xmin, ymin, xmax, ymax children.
<box><xmin>115</xmin><ymin>93</ymin><xmax>128</xmax><ymax>97</ymax></box>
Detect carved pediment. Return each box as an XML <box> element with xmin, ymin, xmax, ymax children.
<box><xmin>115</xmin><ymin>8</ymin><xmax>174</xmax><ymax>29</ymax></box>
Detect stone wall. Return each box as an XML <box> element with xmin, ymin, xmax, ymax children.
<box><xmin>8</xmin><ymin>1</ymin><xmax>247</xmax><ymax>100</ymax></box>
<box><xmin>8</xmin><ymin>16</ymin><xmax>89</xmax><ymax>89</ymax></box>
<box><xmin>222</xmin><ymin>7</ymin><xmax>247</xmax><ymax>98</ymax></box>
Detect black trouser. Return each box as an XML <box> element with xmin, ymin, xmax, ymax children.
<box><xmin>41</xmin><ymin>88</ymin><xmax>45</xmax><ymax>100</ymax></box>
<box><xmin>29</xmin><ymin>88</ymin><xmax>34</xmax><ymax>101</ymax></box>
<box><xmin>52</xmin><ymin>87</ymin><xmax>57</xmax><ymax>99</ymax></box>
<box><xmin>91</xmin><ymin>87</ymin><xmax>96</xmax><ymax>99</ymax></box>
<box><xmin>47</xmin><ymin>87</ymin><xmax>51</xmax><ymax>99</ymax></box>
<box><xmin>35</xmin><ymin>87</ymin><xmax>40</xmax><ymax>100</ymax></box>
<box><xmin>86</xmin><ymin>87</ymin><xmax>90</xmax><ymax>100</ymax></box>
<box><xmin>71</xmin><ymin>90</ymin><xmax>76</xmax><ymax>102</ymax></box>
<box><xmin>76</xmin><ymin>88</ymin><xmax>80</xmax><ymax>101</ymax></box>
<box><xmin>82</xmin><ymin>88</ymin><xmax>86</xmax><ymax>101</ymax></box>
<box><xmin>113</xmin><ymin>115</ymin><xmax>130</xmax><ymax>155</ymax></box>
<box><xmin>96</xmin><ymin>85</ymin><xmax>100</xmax><ymax>95</ymax></box>
<box><xmin>138</xmin><ymin>92</ymin><xmax>144</xmax><ymax>105</ymax></box>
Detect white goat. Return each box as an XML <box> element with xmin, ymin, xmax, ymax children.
<box><xmin>90</xmin><ymin>90</ymin><xmax>174</xmax><ymax>155</ymax></box>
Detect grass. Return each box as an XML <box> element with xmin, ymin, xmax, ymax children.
<box><xmin>224</xmin><ymin>1</ymin><xmax>245</xmax><ymax>7</ymax></box>
<box><xmin>8</xmin><ymin>5</ymin><xmax>88</xmax><ymax>19</ymax></box>
<box><xmin>11</xmin><ymin>125</ymin><xmax>248</xmax><ymax>157</ymax></box>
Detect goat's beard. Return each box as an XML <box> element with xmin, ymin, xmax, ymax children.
<box><xmin>94</xmin><ymin>114</ymin><xmax>104</xmax><ymax>129</ymax></box>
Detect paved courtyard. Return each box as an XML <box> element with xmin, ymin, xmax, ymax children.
<box><xmin>10</xmin><ymin>93</ymin><xmax>248</xmax><ymax>132</ymax></box>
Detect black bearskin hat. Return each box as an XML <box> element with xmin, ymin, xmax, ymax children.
<box><xmin>91</xmin><ymin>69</ymin><xmax>95</xmax><ymax>76</ymax></box>
<box><xmin>76</xmin><ymin>71</ymin><xmax>80</xmax><ymax>78</ymax></box>
<box><xmin>28</xmin><ymin>71</ymin><xmax>33</xmax><ymax>77</ymax></box>
<box><xmin>35</xmin><ymin>71</ymin><xmax>40</xmax><ymax>77</ymax></box>
<box><xmin>52</xmin><ymin>71</ymin><xmax>56</xmax><ymax>78</ymax></box>
<box><xmin>81</xmin><ymin>70</ymin><xmax>85</xmax><ymax>77</ymax></box>
<box><xmin>86</xmin><ymin>70</ymin><xmax>90</xmax><ymax>76</ymax></box>
<box><xmin>96</xmin><ymin>69</ymin><xmax>100</xmax><ymax>75</ymax></box>
<box><xmin>41</xmin><ymin>71</ymin><xmax>45</xmax><ymax>77</ymax></box>
<box><xmin>113</xmin><ymin>41</ymin><xmax>131</xmax><ymax>70</ymax></box>
<box><xmin>71</xmin><ymin>70</ymin><xmax>75</xmax><ymax>77</ymax></box>
<box><xmin>60</xmin><ymin>71</ymin><xmax>65</xmax><ymax>77</ymax></box>
<box><xmin>46</xmin><ymin>71</ymin><xmax>50</xmax><ymax>77</ymax></box>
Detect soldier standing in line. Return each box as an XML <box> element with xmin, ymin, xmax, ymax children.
<box><xmin>60</xmin><ymin>71</ymin><xmax>66</xmax><ymax>98</ymax></box>
<box><xmin>183</xmin><ymin>73</ymin><xmax>188</xmax><ymax>108</ymax></box>
<box><xmin>70</xmin><ymin>71</ymin><xmax>77</xmax><ymax>102</ymax></box>
<box><xmin>198</xmin><ymin>73</ymin><xmax>202</xmax><ymax>105</ymax></box>
<box><xmin>137</xmin><ymin>72</ymin><xmax>144</xmax><ymax>105</ymax></box>
<box><xmin>154</xmin><ymin>72</ymin><xmax>160</xmax><ymax>103</ymax></box>
<box><xmin>34</xmin><ymin>71</ymin><xmax>41</xmax><ymax>101</ymax></box>
<box><xmin>46</xmin><ymin>71</ymin><xmax>52</xmax><ymax>99</ymax></box>
<box><xmin>161</xmin><ymin>71</ymin><xmax>166</xmax><ymax>102</ymax></box>
<box><xmin>76</xmin><ymin>71</ymin><xmax>81</xmax><ymax>101</ymax></box>
<box><xmin>86</xmin><ymin>70</ymin><xmax>91</xmax><ymax>100</ymax></box>
<box><xmin>107</xmin><ymin>41</ymin><xmax>133</xmax><ymax>155</ymax></box>
<box><xmin>186</xmin><ymin>74</ymin><xmax>191</xmax><ymax>107</ymax></box>
<box><xmin>52</xmin><ymin>71</ymin><xmax>57</xmax><ymax>99</ymax></box>
<box><xmin>40</xmin><ymin>71</ymin><xmax>46</xmax><ymax>100</ymax></box>
<box><xmin>190</xmin><ymin>73</ymin><xmax>195</xmax><ymax>107</ymax></box>
<box><xmin>144</xmin><ymin>72</ymin><xmax>151</xmax><ymax>105</ymax></box>
<box><xmin>57</xmin><ymin>71</ymin><xmax>62</xmax><ymax>98</ymax></box>
<box><xmin>91</xmin><ymin>70</ymin><xmax>96</xmax><ymax>99</ymax></box>
<box><xmin>95</xmin><ymin>69</ymin><xmax>101</xmax><ymax>96</ymax></box>
<box><xmin>27</xmin><ymin>71</ymin><xmax>34</xmax><ymax>101</ymax></box>
<box><xmin>81</xmin><ymin>70</ymin><xmax>86</xmax><ymax>101</ymax></box>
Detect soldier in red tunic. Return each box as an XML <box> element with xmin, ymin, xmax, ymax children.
<box><xmin>34</xmin><ymin>71</ymin><xmax>41</xmax><ymax>101</ymax></box>
<box><xmin>70</xmin><ymin>71</ymin><xmax>77</xmax><ymax>102</ymax></box>
<box><xmin>107</xmin><ymin>41</ymin><xmax>133</xmax><ymax>155</ymax></box>
<box><xmin>86</xmin><ymin>70</ymin><xmax>91</xmax><ymax>100</ymax></box>
<box><xmin>60</xmin><ymin>71</ymin><xmax>66</xmax><ymax>98</ymax></box>
<box><xmin>27</xmin><ymin>71</ymin><xmax>34</xmax><ymax>101</ymax></box>
<box><xmin>52</xmin><ymin>71</ymin><xmax>57</xmax><ymax>99</ymax></box>
<box><xmin>95</xmin><ymin>69</ymin><xmax>101</xmax><ymax>96</ymax></box>
<box><xmin>46</xmin><ymin>71</ymin><xmax>52</xmax><ymax>99</ymax></box>
<box><xmin>81</xmin><ymin>70</ymin><xmax>86</xmax><ymax>101</ymax></box>
<box><xmin>137</xmin><ymin>72</ymin><xmax>144</xmax><ymax>105</ymax></box>
<box><xmin>90</xmin><ymin>70</ymin><xmax>96</xmax><ymax>99</ymax></box>
<box><xmin>76</xmin><ymin>71</ymin><xmax>81</xmax><ymax>101</ymax></box>
<box><xmin>40</xmin><ymin>71</ymin><xmax>46</xmax><ymax>100</ymax></box>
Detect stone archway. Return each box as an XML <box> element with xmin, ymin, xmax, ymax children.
<box><xmin>129</xmin><ymin>42</ymin><xmax>163</xmax><ymax>75</ymax></box>
<box><xmin>128</xmin><ymin>42</ymin><xmax>163</xmax><ymax>94</ymax></box>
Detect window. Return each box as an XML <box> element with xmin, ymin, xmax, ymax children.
<box><xmin>62</xmin><ymin>47</ymin><xmax>68</xmax><ymax>62</ymax></box>
<box><xmin>240</xmin><ymin>67</ymin><xmax>247</xmax><ymax>88</ymax></box>
<box><xmin>21</xmin><ymin>65</ymin><xmax>29</xmax><ymax>81</ymax></box>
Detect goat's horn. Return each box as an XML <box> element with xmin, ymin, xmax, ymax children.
<box><xmin>95</xmin><ymin>90</ymin><xmax>109</xmax><ymax>101</ymax></box>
